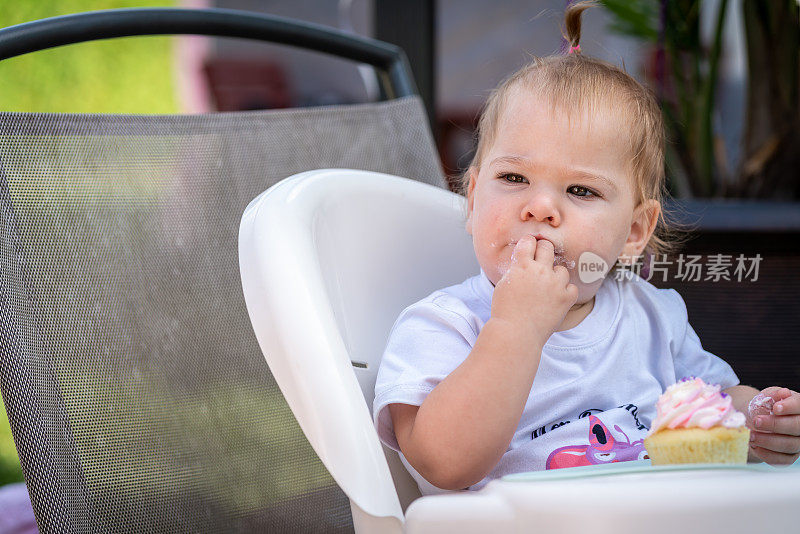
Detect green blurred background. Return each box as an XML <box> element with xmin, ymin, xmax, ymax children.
<box><xmin>0</xmin><ymin>0</ymin><xmax>179</xmax><ymax>486</ymax></box>
<box><xmin>0</xmin><ymin>1</ymin><xmax>179</xmax><ymax>115</ymax></box>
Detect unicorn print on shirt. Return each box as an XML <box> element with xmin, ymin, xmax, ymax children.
<box><xmin>545</xmin><ymin>415</ymin><xmax>648</xmax><ymax>470</ymax></box>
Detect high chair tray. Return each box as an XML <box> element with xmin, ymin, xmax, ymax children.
<box><xmin>502</xmin><ymin>458</ymin><xmax>793</xmax><ymax>482</ymax></box>
<box><xmin>405</xmin><ymin>460</ymin><xmax>800</xmax><ymax>534</ymax></box>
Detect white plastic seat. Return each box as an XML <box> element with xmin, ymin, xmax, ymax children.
<box><xmin>239</xmin><ymin>169</ymin><xmax>479</xmax><ymax>532</ymax></box>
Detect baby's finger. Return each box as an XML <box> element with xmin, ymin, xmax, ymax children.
<box><xmin>749</xmin><ymin>444</ymin><xmax>800</xmax><ymax>466</ymax></box>
<box><xmin>750</xmin><ymin>430</ymin><xmax>800</xmax><ymax>455</ymax></box>
<box><xmin>511</xmin><ymin>236</ymin><xmax>535</xmax><ymax>264</ymax></box>
<box><xmin>764</xmin><ymin>387</ymin><xmax>796</xmax><ymax>404</ymax></box>
<box><xmin>773</xmin><ymin>392</ymin><xmax>800</xmax><ymax>416</ymax></box>
<box><xmin>565</xmin><ymin>282</ymin><xmax>579</xmax><ymax>304</ymax></box>
<box><xmin>752</xmin><ymin>414</ymin><xmax>800</xmax><ymax>436</ymax></box>
<box><xmin>554</xmin><ymin>264</ymin><xmax>570</xmax><ymax>284</ymax></box>
<box><xmin>533</xmin><ymin>238</ymin><xmax>555</xmax><ymax>264</ymax></box>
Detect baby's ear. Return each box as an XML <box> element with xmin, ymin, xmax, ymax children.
<box><xmin>465</xmin><ymin>168</ymin><xmax>478</xmax><ymax>236</ymax></box>
<box><xmin>621</xmin><ymin>199</ymin><xmax>660</xmax><ymax>260</ymax></box>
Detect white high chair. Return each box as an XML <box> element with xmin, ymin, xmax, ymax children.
<box><xmin>239</xmin><ymin>169</ymin><xmax>800</xmax><ymax>534</ymax></box>
<box><xmin>238</xmin><ymin>169</ymin><xmax>480</xmax><ymax>532</ymax></box>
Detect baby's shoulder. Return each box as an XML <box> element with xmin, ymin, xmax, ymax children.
<box><xmin>396</xmin><ymin>275</ymin><xmax>486</xmax><ymax>338</ymax></box>
<box><xmin>614</xmin><ymin>271</ymin><xmax>688</xmax><ymax>321</ymax></box>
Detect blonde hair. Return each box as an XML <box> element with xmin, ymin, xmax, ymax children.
<box><xmin>460</xmin><ymin>1</ymin><xmax>679</xmax><ymax>256</ymax></box>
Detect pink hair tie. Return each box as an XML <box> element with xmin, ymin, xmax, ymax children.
<box><xmin>569</xmin><ymin>44</ymin><xmax>581</xmax><ymax>54</ymax></box>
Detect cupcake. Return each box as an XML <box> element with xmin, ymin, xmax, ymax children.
<box><xmin>644</xmin><ymin>377</ymin><xmax>750</xmax><ymax>465</ymax></box>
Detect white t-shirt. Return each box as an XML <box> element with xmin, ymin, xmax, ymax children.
<box><xmin>372</xmin><ymin>270</ymin><xmax>739</xmax><ymax>495</ymax></box>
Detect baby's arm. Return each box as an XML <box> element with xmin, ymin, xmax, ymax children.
<box><xmin>390</xmin><ymin>317</ymin><xmax>545</xmax><ymax>490</ymax></box>
<box><xmin>723</xmin><ymin>385</ymin><xmax>760</xmax><ymax>416</ymax></box>
<box><xmin>390</xmin><ymin>236</ymin><xmax>577</xmax><ymax>490</ymax></box>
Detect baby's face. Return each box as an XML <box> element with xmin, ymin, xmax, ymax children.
<box><xmin>466</xmin><ymin>90</ymin><xmax>654</xmax><ymax>303</ymax></box>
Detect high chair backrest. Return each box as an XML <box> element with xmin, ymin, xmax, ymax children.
<box><xmin>239</xmin><ymin>169</ymin><xmax>480</xmax><ymax>527</ymax></box>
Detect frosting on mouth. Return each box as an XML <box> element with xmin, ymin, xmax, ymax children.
<box><xmin>553</xmin><ymin>255</ymin><xmax>576</xmax><ymax>269</ymax></box>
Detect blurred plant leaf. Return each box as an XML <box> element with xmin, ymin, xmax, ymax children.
<box><xmin>597</xmin><ymin>0</ymin><xmax>659</xmax><ymax>41</ymax></box>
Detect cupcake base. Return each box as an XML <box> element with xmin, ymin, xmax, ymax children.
<box><xmin>644</xmin><ymin>426</ymin><xmax>750</xmax><ymax>465</ymax></box>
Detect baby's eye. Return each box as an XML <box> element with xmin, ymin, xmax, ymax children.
<box><xmin>567</xmin><ymin>185</ymin><xmax>598</xmax><ymax>198</ymax></box>
<box><xmin>501</xmin><ymin>173</ymin><xmax>528</xmax><ymax>184</ymax></box>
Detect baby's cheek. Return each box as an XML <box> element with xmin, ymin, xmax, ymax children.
<box><xmin>568</xmin><ymin>234</ymin><xmax>620</xmax><ymax>300</ymax></box>
<box><xmin>484</xmin><ymin>209</ymin><xmax>506</xmax><ymax>230</ymax></box>
<box><xmin>582</xmin><ymin>225</ymin><xmax>627</xmax><ymax>264</ymax></box>
<box><xmin>477</xmin><ymin>212</ymin><xmax>509</xmax><ymax>248</ymax></box>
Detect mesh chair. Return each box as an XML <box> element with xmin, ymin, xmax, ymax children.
<box><xmin>0</xmin><ymin>8</ymin><xmax>444</xmax><ymax>532</ymax></box>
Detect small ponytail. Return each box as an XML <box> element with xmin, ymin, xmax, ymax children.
<box><xmin>563</xmin><ymin>1</ymin><xmax>596</xmax><ymax>54</ymax></box>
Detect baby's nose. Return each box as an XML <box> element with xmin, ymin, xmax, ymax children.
<box><xmin>521</xmin><ymin>192</ymin><xmax>560</xmax><ymax>224</ymax></box>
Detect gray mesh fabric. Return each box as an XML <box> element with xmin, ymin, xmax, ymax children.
<box><xmin>0</xmin><ymin>96</ymin><xmax>444</xmax><ymax>532</ymax></box>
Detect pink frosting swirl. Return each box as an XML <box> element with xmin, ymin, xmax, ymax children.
<box><xmin>649</xmin><ymin>377</ymin><xmax>746</xmax><ymax>434</ymax></box>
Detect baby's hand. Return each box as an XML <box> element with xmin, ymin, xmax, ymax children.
<box><xmin>747</xmin><ymin>387</ymin><xmax>800</xmax><ymax>465</ymax></box>
<box><xmin>491</xmin><ymin>235</ymin><xmax>578</xmax><ymax>347</ymax></box>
